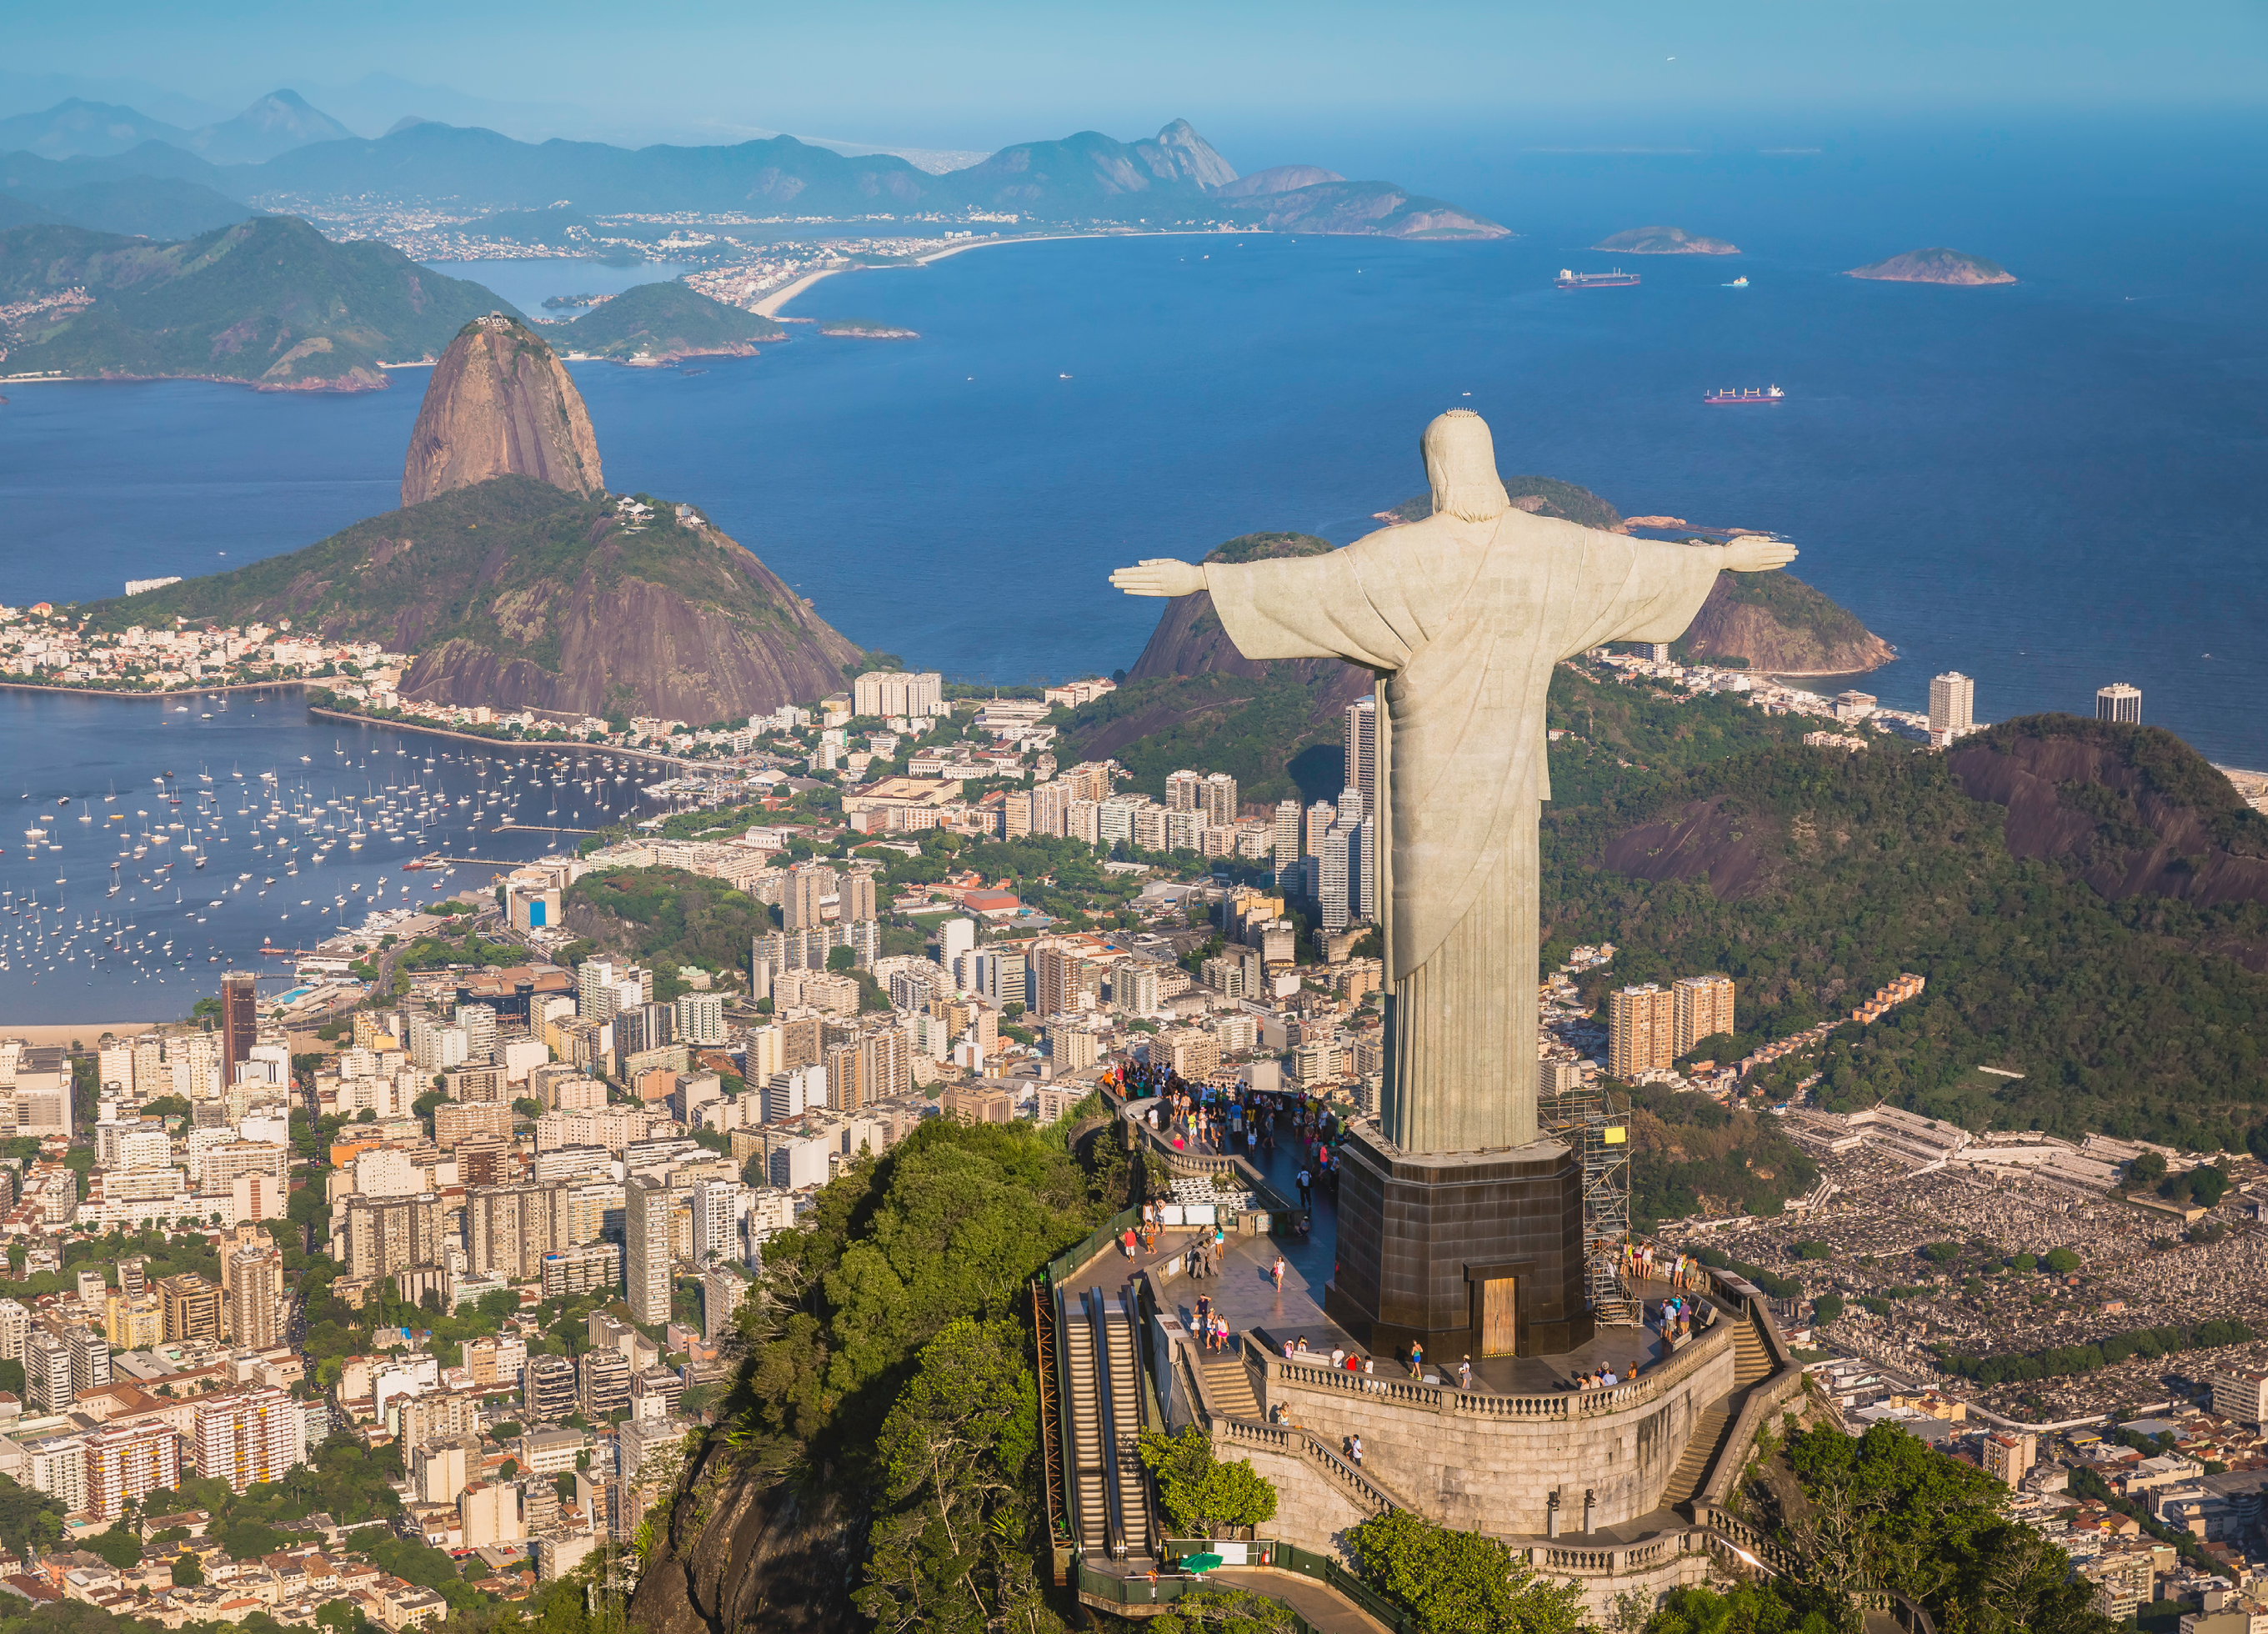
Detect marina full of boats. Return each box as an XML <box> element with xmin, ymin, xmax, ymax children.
<box><xmin>0</xmin><ymin>692</ymin><xmax>649</xmax><ymax>1019</ymax></box>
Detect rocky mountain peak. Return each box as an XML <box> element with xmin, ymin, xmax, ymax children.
<box><xmin>1144</xmin><ymin>118</ymin><xmax>1239</xmax><ymax>188</ymax></box>
<box><xmin>401</xmin><ymin>313</ymin><xmax>604</xmax><ymax>509</ymax></box>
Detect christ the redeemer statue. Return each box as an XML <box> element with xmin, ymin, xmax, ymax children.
<box><xmin>1114</xmin><ymin>410</ymin><xmax>1796</xmax><ymax>1157</ymax></box>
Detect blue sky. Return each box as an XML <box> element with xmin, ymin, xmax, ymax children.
<box><xmin>8</xmin><ymin>0</ymin><xmax>2264</xmax><ymax>158</ymax></box>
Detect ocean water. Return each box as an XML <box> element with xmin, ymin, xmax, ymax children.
<box><xmin>0</xmin><ymin>117</ymin><xmax>2261</xmax><ymax>763</ymax></box>
<box><xmin>0</xmin><ymin>693</ymin><xmax>643</xmax><ymax>1022</ymax></box>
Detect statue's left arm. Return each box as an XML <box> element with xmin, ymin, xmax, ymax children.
<box><xmin>1560</xmin><ymin>534</ymin><xmax>1797</xmax><ymax>658</ymax></box>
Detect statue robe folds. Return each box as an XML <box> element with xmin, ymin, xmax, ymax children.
<box><xmin>1204</xmin><ymin>509</ymin><xmax>1723</xmax><ymax>1155</ymax></box>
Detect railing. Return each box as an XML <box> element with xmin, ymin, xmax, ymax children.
<box><xmin>1046</xmin><ymin>1205</ymin><xmax>1139</xmax><ymax>1289</ymax></box>
<box><xmin>1172</xmin><ymin>1326</ymin><xmax>1412</xmax><ymax>1518</ymax></box>
<box><xmin>1254</xmin><ymin>1310</ymin><xmax>1735</xmax><ymax>1422</ymax></box>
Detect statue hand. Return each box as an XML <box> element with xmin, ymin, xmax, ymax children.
<box><xmin>1724</xmin><ymin>538</ymin><xmax>1798</xmax><ymax>573</ymax></box>
<box><xmin>1109</xmin><ymin>559</ymin><xmax>1207</xmax><ymax>598</ymax></box>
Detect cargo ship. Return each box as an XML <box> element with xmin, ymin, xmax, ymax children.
<box><xmin>1705</xmin><ymin>385</ymin><xmax>1785</xmax><ymax>404</ymax></box>
<box><xmin>1556</xmin><ymin>268</ymin><xmax>1640</xmax><ymax>288</ymax></box>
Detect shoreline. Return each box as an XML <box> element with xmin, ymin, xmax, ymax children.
<box><xmin>303</xmin><ymin>705</ymin><xmax>699</xmax><ymax>771</ymax></box>
<box><xmin>755</xmin><ymin>227</ymin><xmax>1258</xmax><ymax>317</ymax></box>
<box><xmin>0</xmin><ymin>678</ymin><xmax>315</xmax><ymax>701</ymax></box>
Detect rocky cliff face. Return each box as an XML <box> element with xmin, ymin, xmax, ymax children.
<box><xmin>627</xmin><ymin>1441</ymin><xmax>858</xmax><ymax>1634</ymax></box>
<box><xmin>1949</xmin><ymin>720</ymin><xmax>2268</xmax><ymax>945</ymax></box>
<box><xmin>401</xmin><ymin>313</ymin><xmax>603</xmax><ymax>507</ymax></box>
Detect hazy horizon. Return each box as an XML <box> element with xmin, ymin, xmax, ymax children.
<box><xmin>4</xmin><ymin>1</ymin><xmax>2261</xmax><ymax>168</ymax></box>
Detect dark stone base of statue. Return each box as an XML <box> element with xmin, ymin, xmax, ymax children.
<box><xmin>1324</xmin><ymin>1121</ymin><xmax>1595</xmax><ymax>1362</ymax></box>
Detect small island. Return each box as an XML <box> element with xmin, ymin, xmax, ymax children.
<box><xmin>819</xmin><ymin>318</ymin><xmax>920</xmax><ymax>339</ymax></box>
<box><xmin>1591</xmin><ymin>225</ymin><xmax>1740</xmax><ymax>255</ymax></box>
<box><xmin>1845</xmin><ymin>247</ymin><xmax>2015</xmax><ymax>285</ymax></box>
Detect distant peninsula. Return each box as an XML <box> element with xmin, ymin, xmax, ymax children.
<box><xmin>819</xmin><ymin>318</ymin><xmax>919</xmax><ymax>339</ymax></box>
<box><xmin>561</xmin><ymin>280</ymin><xmax>784</xmax><ymax>363</ymax></box>
<box><xmin>1845</xmin><ymin>247</ymin><xmax>2015</xmax><ymax>285</ymax></box>
<box><xmin>1592</xmin><ymin>225</ymin><xmax>1740</xmax><ymax>256</ymax></box>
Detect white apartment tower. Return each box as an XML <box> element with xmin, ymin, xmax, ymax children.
<box><xmin>2095</xmin><ymin>682</ymin><xmax>2142</xmax><ymax>724</ymax></box>
<box><xmin>1344</xmin><ymin>695</ymin><xmax>1378</xmax><ymax>816</ymax></box>
<box><xmin>1928</xmin><ymin>672</ymin><xmax>1975</xmax><ymax>739</ymax></box>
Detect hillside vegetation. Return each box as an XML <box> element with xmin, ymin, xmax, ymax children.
<box><xmin>1545</xmin><ymin>715</ymin><xmax>2268</xmax><ymax>1152</ymax></box>
<box><xmin>561</xmin><ymin>279</ymin><xmax>783</xmax><ymax>361</ymax></box>
<box><xmin>1674</xmin><ymin>568</ymin><xmax>1895</xmax><ymax>674</ymax></box>
<box><xmin>0</xmin><ymin>215</ymin><xmax>515</xmax><ymax>388</ymax></box>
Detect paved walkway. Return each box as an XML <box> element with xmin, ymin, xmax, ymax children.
<box><xmin>1208</xmin><ymin>1566</ymin><xmax>1394</xmax><ymax>1632</ymax></box>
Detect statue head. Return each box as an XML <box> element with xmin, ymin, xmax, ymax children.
<box><xmin>1422</xmin><ymin>409</ymin><xmax>1511</xmax><ymax>524</ymax></box>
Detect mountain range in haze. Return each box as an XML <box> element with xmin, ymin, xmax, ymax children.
<box><xmin>0</xmin><ymin>89</ymin><xmax>1507</xmax><ymax>241</ymax></box>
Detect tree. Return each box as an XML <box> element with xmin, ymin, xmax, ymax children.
<box><xmin>1348</xmin><ymin>1509</ymin><xmax>1586</xmax><ymax>1634</ymax></box>
<box><xmin>852</xmin><ymin>1318</ymin><xmax>1047</xmax><ymax>1634</ymax></box>
<box><xmin>2044</xmin><ymin>1248</ymin><xmax>2080</xmax><ymax>1275</ymax></box>
<box><xmin>1137</xmin><ymin>1428</ymin><xmax>1278</xmax><ymax>1535</ymax></box>
<box><xmin>172</xmin><ymin>1554</ymin><xmax>204</xmax><ymax>1586</ymax></box>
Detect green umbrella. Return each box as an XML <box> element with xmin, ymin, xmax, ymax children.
<box><xmin>1180</xmin><ymin>1552</ymin><xmax>1225</xmax><ymax>1574</ymax></box>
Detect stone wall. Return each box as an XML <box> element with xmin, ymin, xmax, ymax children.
<box><xmin>1251</xmin><ymin>1324</ymin><xmax>1736</xmax><ymax>1536</ymax></box>
<box><xmin>1228</xmin><ymin>1440</ymin><xmax>1376</xmax><ymax>1563</ymax></box>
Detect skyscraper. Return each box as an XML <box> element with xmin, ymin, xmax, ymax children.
<box><xmin>220</xmin><ymin>971</ymin><xmax>259</xmax><ymax>1090</ymax></box>
<box><xmin>783</xmin><ymin>865</ymin><xmax>836</xmax><ymax>930</ymax></box>
<box><xmin>1344</xmin><ymin>696</ymin><xmax>1378</xmax><ymax>817</ymax></box>
<box><xmin>1273</xmin><ymin>799</ymin><xmax>1303</xmax><ymax>887</ymax></box>
<box><xmin>1164</xmin><ymin>769</ymin><xmax>1203</xmax><ymax>813</ymax></box>
<box><xmin>1200</xmin><ymin>771</ymin><xmax>1239</xmax><ymax>827</ymax></box>
<box><xmin>1608</xmin><ymin>985</ymin><xmax>1676</xmax><ymax>1080</ymax></box>
<box><xmin>1304</xmin><ymin>800</ymin><xmax>1336</xmax><ymax>860</ymax></box>
<box><xmin>624</xmin><ymin>1175</ymin><xmax>674</xmax><ymax>1325</ymax></box>
<box><xmin>2096</xmin><ymin>683</ymin><xmax>2142</xmax><ymax>724</ymax></box>
<box><xmin>577</xmin><ymin>959</ymin><xmax>620</xmax><ymax>1021</ymax></box>
<box><xmin>1671</xmin><ymin>974</ymin><xmax>1736</xmax><ymax>1055</ymax></box>
<box><xmin>1928</xmin><ymin>672</ymin><xmax>1975</xmax><ymax>739</ymax></box>
<box><xmin>1318</xmin><ymin>823</ymin><xmax>1353</xmax><ymax>933</ymax></box>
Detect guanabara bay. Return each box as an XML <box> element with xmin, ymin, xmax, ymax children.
<box><xmin>0</xmin><ymin>16</ymin><xmax>2261</xmax><ymax>1634</ymax></box>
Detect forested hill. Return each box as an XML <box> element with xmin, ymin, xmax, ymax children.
<box><xmin>1545</xmin><ymin>704</ymin><xmax>2268</xmax><ymax>1154</ymax></box>
<box><xmin>0</xmin><ymin>215</ymin><xmax>514</xmax><ymax>389</ymax></box>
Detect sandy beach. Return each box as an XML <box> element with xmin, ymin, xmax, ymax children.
<box><xmin>754</xmin><ymin>228</ymin><xmax>1249</xmax><ymax>318</ymax></box>
<box><xmin>4</xmin><ymin>1022</ymin><xmax>168</xmax><ymax>1046</ymax></box>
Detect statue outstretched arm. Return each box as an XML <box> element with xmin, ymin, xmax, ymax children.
<box><xmin>1722</xmin><ymin>538</ymin><xmax>1798</xmax><ymax>572</ymax></box>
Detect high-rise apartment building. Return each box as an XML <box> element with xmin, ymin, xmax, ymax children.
<box><xmin>1201</xmin><ymin>772</ymin><xmax>1239</xmax><ymax>827</ymax></box>
<box><xmin>467</xmin><ymin>1182</ymin><xmax>573</xmax><ymax>1281</ymax></box>
<box><xmin>1671</xmin><ymin>974</ymin><xmax>1735</xmax><ymax>1055</ymax></box>
<box><xmin>343</xmin><ymin>1194</ymin><xmax>446</xmax><ymax>1281</ymax></box>
<box><xmin>783</xmin><ymin>865</ymin><xmax>836</xmax><ymax>930</ymax></box>
<box><xmin>2095</xmin><ymin>682</ymin><xmax>2141</xmax><ymax>724</ymax></box>
<box><xmin>578</xmin><ymin>1348</ymin><xmax>632</xmax><ymax>1419</ymax></box>
<box><xmin>1318</xmin><ymin>823</ymin><xmax>1354</xmax><ymax>933</ymax></box>
<box><xmin>1164</xmin><ymin>769</ymin><xmax>1203</xmax><ymax>813</ymax></box>
<box><xmin>227</xmin><ymin>1246</ymin><xmax>282</xmax><ymax>1350</ymax></box>
<box><xmin>1344</xmin><ymin>696</ymin><xmax>1378</xmax><ymax>817</ymax></box>
<box><xmin>1303</xmin><ymin>800</ymin><xmax>1336</xmax><ymax>860</ymax></box>
<box><xmin>1607</xmin><ymin>984</ymin><xmax>1676</xmax><ymax>1080</ymax></box>
<box><xmin>158</xmin><ymin>1273</ymin><xmax>223</xmax><ymax>1346</ymax></box>
<box><xmin>1980</xmin><ymin>1431</ymin><xmax>2035</xmax><ymax>1489</ymax></box>
<box><xmin>86</xmin><ymin>1421</ymin><xmax>182</xmax><ymax>1521</ymax></box>
<box><xmin>25</xmin><ymin>1331</ymin><xmax>74</xmax><ymax>1413</ymax></box>
<box><xmin>624</xmin><ymin>1175</ymin><xmax>676</xmax><ymax>1325</ymax></box>
<box><xmin>195</xmin><ymin>1387</ymin><xmax>304</xmax><ymax>1492</ymax></box>
<box><xmin>523</xmin><ymin>1354</ymin><xmax>578</xmax><ymax>1421</ymax></box>
<box><xmin>674</xmin><ymin>991</ymin><xmax>727</xmax><ymax>1048</ymax></box>
<box><xmin>1928</xmin><ymin>672</ymin><xmax>1975</xmax><ymax>739</ymax></box>
<box><xmin>851</xmin><ymin>669</ymin><xmax>942</xmax><ymax>719</ymax></box>
<box><xmin>1356</xmin><ymin>814</ymin><xmax>1378</xmax><ymax>921</ymax></box>
<box><xmin>454</xmin><ymin>1003</ymin><xmax>498</xmax><ymax>1065</ymax></box>
<box><xmin>577</xmin><ymin>959</ymin><xmax>620</xmax><ymax>1022</ymax></box>
<box><xmin>66</xmin><ymin>1324</ymin><xmax>111</xmax><ymax>1395</ymax></box>
<box><xmin>26</xmin><ymin>1436</ymin><xmax>88</xmax><ymax>1513</ymax></box>
<box><xmin>220</xmin><ymin>970</ymin><xmax>259</xmax><ymax>1090</ymax></box>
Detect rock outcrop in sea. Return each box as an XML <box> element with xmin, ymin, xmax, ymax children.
<box><xmin>1844</xmin><ymin>247</ymin><xmax>2015</xmax><ymax>285</ymax></box>
<box><xmin>401</xmin><ymin>313</ymin><xmax>604</xmax><ymax>507</ymax></box>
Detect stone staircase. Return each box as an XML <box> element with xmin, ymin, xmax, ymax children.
<box><xmin>1659</xmin><ymin>1402</ymin><xmax>1728</xmax><ymax>1507</ymax></box>
<box><xmin>1662</xmin><ymin>1306</ymin><xmax>1779</xmax><ymax>1509</ymax></box>
<box><xmin>1201</xmin><ymin>1349</ymin><xmax>1261</xmax><ymax>1418</ymax></box>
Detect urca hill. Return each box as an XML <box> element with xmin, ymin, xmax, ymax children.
<box><xmin>88</xmin><ymin>316</ymin><xmax>861</xmax><ymax>722</ymax></box>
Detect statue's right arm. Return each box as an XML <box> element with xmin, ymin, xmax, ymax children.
<box><xmin>1721</xmin><ymin>538</ymin><xmax>1798</xmax><ymax>573</ymax></box>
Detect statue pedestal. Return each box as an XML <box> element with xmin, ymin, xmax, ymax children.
<box><xmin>1324</xmin><ymin>1121</ymin><xmax>1595</xmax><ymax>1362</ymax></box>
